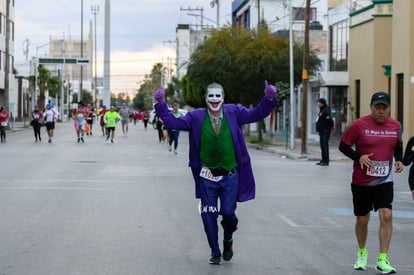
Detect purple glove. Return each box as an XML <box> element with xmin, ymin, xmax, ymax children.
<box><xmin>265</xmin><ymin>80</ymin><xmax>277</xmax><ymax>101</ymax></box>
<box><xmin>154</xmin><ymin>87</ymin><xmax>165</xmax><ymax>104</ymax></box>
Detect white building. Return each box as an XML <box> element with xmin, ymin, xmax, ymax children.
<box><xmin>0</xmin><ymin>0</ymin><xmax>16</xmax><ymax>116</ymax></box>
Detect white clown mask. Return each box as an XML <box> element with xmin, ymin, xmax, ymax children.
<box><xmin>205</xmin><ymin>84</ymin><xmax>224</xmax><ymax>112</ymax></box>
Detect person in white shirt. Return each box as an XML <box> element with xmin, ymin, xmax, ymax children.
<box><xmin>43</xmin><ymin>103</ymin><xmax>57</xmax><ymax>143</ymax></box>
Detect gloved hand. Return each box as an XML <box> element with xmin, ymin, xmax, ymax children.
<box><xmin>154</xmin><ymin>87</ymin><xmax>165</xmax><ymax>104</ymax></box>
<box><xmin>265</xmin><ymin>80</ymin><xmax>277</xmax><ymax>101</ymax></box>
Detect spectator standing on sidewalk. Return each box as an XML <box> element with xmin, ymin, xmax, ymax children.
<box><xmin>0</xmin><ymin>106</ymin><xmax>9</xmax><ymax>143</ymax></box>
<box><xmin>339</xmin><ymin>91</ymin><xmax>403</xmax><ymax>274</ymax></box>
<box><xmin>29</xmin><ymin>105</ymin><xmax>43</xmax><ymax>142</ymax></box>
<box><xmin>315</xmin><ymin>98</ymin><xmax>334</xmax><ymax>166</ymax></box>
<box><xmin>154</xmin><ymin>81</ymin><xmax>276</xmax><ymax>265</ymax></box>
<box><xmin>402</xmin><ymin>136</ymin><xmax>414</xmax><ymax>200</ymax></box>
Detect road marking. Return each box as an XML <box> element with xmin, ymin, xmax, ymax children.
<box><xmin>278</xmin><ymin>214</ymin><xmax>300</xmax><ymax>227</ymax></box>
<box><xmin>323</xmin><ymin>217</ymin><xmax>342</xmax><ymax>228</ymax></box>
<box><xmin>0</xmin><ymin>186</ymin><xmax>115</xmax><ymax>191</ymax></box>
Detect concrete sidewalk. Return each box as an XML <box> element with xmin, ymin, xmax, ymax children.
<box><xmin>247</xmin><ymin>133</ymin><xmax>350</xmax><ymax>163</ymax></box>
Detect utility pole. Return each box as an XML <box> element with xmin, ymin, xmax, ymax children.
<box><xmin>4</xmin><ymin>0</ymin><xmax>10</xmax><ymax>111</ymax></box>
<box><xmin>289</xmin><ymin>0</ymin><xmax>295</xmax><ymax>150</ymax></box>
<box><xmin>103</xmin><ymin>0</ymin><xmax>111</xmax><ymax>108</ymax></box>
<box><xmin>80</xmin><ymin>0</ymin><xmax>84</xmax><ymax>101</ymax></box>
<box><xmin>300</xmin><ymin>0</ymin><xmax>311</xmax><ymax>155</ymax></box>
<box><xmin>210</xmin><ymin>0</ymin><xmax>219</xmax><ymax>28</ymax></box>
<box><xmin>180</xmin><ymin>6</ymin><xmax>204</xmax><ymax>29</ymax></box>
<box><xmin>91</xmin><ymin>5</ymin><xmax>100</xmax><ymax>107</ymax></box>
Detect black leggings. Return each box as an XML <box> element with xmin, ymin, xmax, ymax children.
<box><xmin>32</xmin><ymin>121</ymin><xmax>41</xmax><ymax>140</ymax></box>
<box><xmin>0</xmin><ymin>126</ymin><xmax>6</xmax><ymax>141</ymax></box>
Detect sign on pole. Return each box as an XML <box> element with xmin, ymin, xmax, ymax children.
<box><xmin>38</xmin><ymin>58</ymin><xmax>90</xmax><ymax>65</ymax></box>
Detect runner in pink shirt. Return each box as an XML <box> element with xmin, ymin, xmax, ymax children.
<box><xmin>339</xmin><ymin>91</ymin><xmax>403</xmax><ymax>274</ymax></box>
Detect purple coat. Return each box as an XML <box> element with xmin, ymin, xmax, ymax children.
<box><xmin>155</xmin><ymin>96</ymin><xmax>276</xmax><ymax>202</ymax></box>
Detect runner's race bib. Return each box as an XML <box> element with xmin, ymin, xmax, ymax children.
<box><xmin>366</xmin><ymin>160</ymin><xmax>390</xmax><ymax>177</ymax></box>
<box><xmin>78</xmin><ymin>113</ymin><xmax>84</xmax><ymax>118</ymax></box>
<box><xmin>200</xmin><ymin>167</ymin><xmax>223</xmax><ymax>182</ymax></box>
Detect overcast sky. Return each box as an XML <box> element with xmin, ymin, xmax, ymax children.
<box><xmin>15</xmin><ymin>0</ymin><xmax>232</xmax><ymax>94</ymax></box>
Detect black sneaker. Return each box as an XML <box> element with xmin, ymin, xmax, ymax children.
<box><xmin>209</xmin><ymin>254</ymin><xmax>221</xmax><ymax>265</ymax></box>
<box><xmin>223</xmin><ymin>240</ymin><xmax>233</xmax><ymax>261</ymax></box>
<box><xmin>81</xmin><ymin>137</ymin><xmax>85</xmax><ymax>143</ymax></box>
<box><xmin>77</xmin><ymin>138</ymin><xmax>80</xmax><ymax>143</ymax></box>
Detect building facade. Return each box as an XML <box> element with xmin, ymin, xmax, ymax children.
<box><xmin>349</xmin><ymin>0</ymin><xmax>414</xmax><ymax>141</ymax></box>
<box><xmin>0</xmin><ymin>0</ymin><xmax>15</xmax><ymax>113</ymax></box>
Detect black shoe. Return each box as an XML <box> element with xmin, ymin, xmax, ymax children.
<box><xmin>77</xmin><ymin>138</ymin><xmax>80</xmax><ymax>143</ymax></box>
<box><xmin>316</xmin><ymin>161</ymin><xmax>323</xmax><ymax>165</ymax></box>
<box><xmin>320</xmin><ymin>162</ymin><xmax>329</xmax><ymax>166</ymax></box>
<box><xmin>81</xmin><ymin>137</ymin><xmax>85</xmax><ymax>143</ymax></box>
<box><xmin>209</xmin><ymin>254</ymin><xmax>221</xmax><ymax>265</ymax></box>
<box><xmin>223</xmin><ymin>240</ymin><xmax>233</xmax><ymax>261</ymax></box>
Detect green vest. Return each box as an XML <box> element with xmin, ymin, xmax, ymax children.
<box><xmin>200</xmin><ymin>113</ymin><xmax>237</xmax><ymax>170</ymax></box>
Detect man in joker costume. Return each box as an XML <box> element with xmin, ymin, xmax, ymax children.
<box><xmin>154</xmin><ymin>81</ymin><xmax>276</xmax><ymax>264</ymax></box>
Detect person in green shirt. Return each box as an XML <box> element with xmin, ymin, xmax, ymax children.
<box><xmin>103</xmin><ymin>106</ymin><xmax>120</xmax><ymax>143</ymax></box>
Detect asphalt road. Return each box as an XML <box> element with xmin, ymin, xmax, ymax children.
<box><xmin>0</xmin><ymin>121</ymin><xmax>413</xmax><ymax>275</ymax></box>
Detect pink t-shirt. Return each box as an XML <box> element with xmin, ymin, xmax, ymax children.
<box><xmin>341</xmin><ymin>115</ymin><xmax>402</xmax><ymax>186</ymax></box>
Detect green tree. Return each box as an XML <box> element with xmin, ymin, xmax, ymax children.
<box><xmin>72</xmin><ymin>90</ymin><xmax>93</xmax><ymax>105</ymax></box>
<box><xmin>28</xmin><ymin>65</ymin><xmax>63</xmax><ymax>108</ymax></box>
<box><xmin>132</xmin><ymin>62</ymin><xmax>170</xmax><ymax>110</ymax></box>
<box><xmin>183</xmin><ymin>26</ymin><xmax>321</xmax><ymax>108</ymax></box>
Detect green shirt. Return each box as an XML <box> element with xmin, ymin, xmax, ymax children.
<box><xmin>104</xmin><ymin>111</ymin><xmax>120</xmax><ymax>127</ymax></box>
<box><xmin>200</xmin><ymin>113</ymin><xmax>237</xmax><ymax>170</ymax></box>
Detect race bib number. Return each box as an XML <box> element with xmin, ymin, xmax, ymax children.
<box><xmin>367</xmin><ymin>160</ymin><xmax>390</xmax><ymax>177</ymax></box>
<box><xmin>1</xmin><ymin>121</ymin><xmax>7</xmax><ymax>126</ymax></box>
<box><xmin>200</xmin><ymin>167</ymin><xmax>223</xmax><ymax>182</ymax></box>
<box><xmin>78</xmin><ymin>113</ymin><xmax>84</xmax><ymax>118</ymax></box>
<box><xmin>33</xmin><ymin>114</ymin><xmax>40</xmax><ymax>119</ymax></box>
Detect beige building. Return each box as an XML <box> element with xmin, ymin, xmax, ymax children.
<box><xmin>349</xmin><ymin>0</ymin><xmax>414</xmax><ymax>141</ymax></box>
<box><xmin>48</xmin><ymin>29</ymin><xmax>93</xmax><ymax>96</ymax></box>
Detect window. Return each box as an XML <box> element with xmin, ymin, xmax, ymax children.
<box><xmin>330</xmin><ymin>19</ymin><xmax>349</xmax><ymax>71</ymax></box>
<box><xmin>292</xmin><ymin>7</ymin><xmax>317</xmax><ymax>21</ymax></box>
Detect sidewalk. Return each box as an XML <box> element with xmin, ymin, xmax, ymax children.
<box><xmin>247</xmin><ymin>133</ymin><xmax>350</xmax><ymax>162</ymax></box>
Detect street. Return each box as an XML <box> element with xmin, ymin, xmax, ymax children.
<box><xmin>0</xmin><ymin>121</ymin><xmax>413</xmax><ymax>275</ymax></box>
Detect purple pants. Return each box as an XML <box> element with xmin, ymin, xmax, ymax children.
<box><xmin>199</xmin><ymin>168</ymin><xmax>239</xmax><ymax>257</ymax></box>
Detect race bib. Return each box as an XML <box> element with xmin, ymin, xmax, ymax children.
<box><xmin>1</xmin><ymin>121</ymin><xmax>7</xmax><ymax>126</ymax></box>
<box><xmin>78</xmin><ymin>113</ymin><xmax>84</xmax><ymax>118</ymax></box>
<box><xmin>33</xmin><ymin>114</ymin><xmax>40</xmax><ymax>119</ymax></box>
<box><xmin>200</xmin><ymin>167</ymin><xmax>223</xmax><ymax>182</ymax></box>
<box><xmin>367</xmin><ymin>160</ymin><xmax>390</xmax><ymax>177</ymax></box>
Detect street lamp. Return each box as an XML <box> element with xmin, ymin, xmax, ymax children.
<box><xmin>34</xmin><ymin>42</ymin><xmax>49</xmax><ymax>109</ymax></box>
<box><xmin>210</xmin><ymin>0</ymin><xmax>219</xmax><ymax>28</ymax></box>
<box><xmin>288</xmin><ymin>0</ymin><xmax>295</xmax><ymax>150</ymax></box>
<box><xmin>91</xmin><ymin>5</ymin><xmax>100</xmax><ymax>107</ymax></box>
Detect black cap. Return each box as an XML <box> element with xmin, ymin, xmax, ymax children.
<box><xmin>371</xmin><ymin>92</ymin><xmax>390</xmax><ymax>106</ymax></box>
